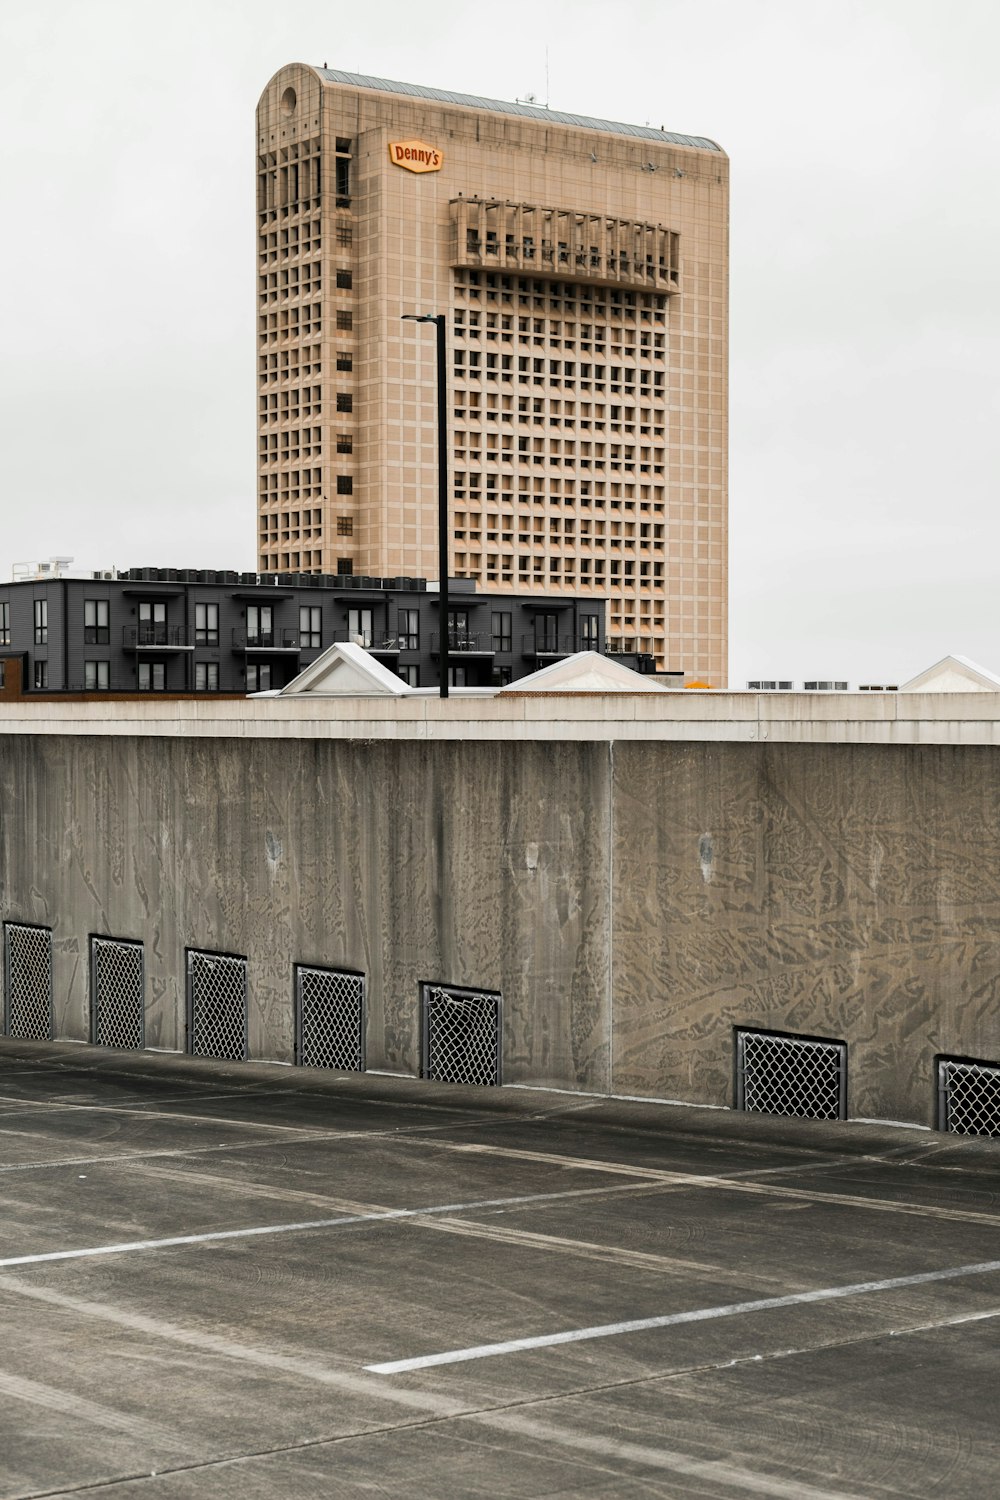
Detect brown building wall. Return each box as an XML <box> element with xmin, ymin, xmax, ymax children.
<box><xmin>256</xmin><ymin>66</ymin><xmax>729</xmax><ymax>682</ymax></box>
<box><xmin>2</xmin><ymin>733</ymin><xmax>999</xmax><ymax>1128</ymax></box>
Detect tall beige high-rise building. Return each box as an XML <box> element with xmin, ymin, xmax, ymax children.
<box><xmin>256</xmin><ymin>66</ymin><xmax>728</xmax><ymax>680</ymax></box>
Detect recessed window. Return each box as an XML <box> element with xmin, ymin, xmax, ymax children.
<box><xmin>299</xmin><ymin>605</ymin><xmax>321</xmax><ymax>649</ymax></box>
<box><xmin>398</xmin><ymin>609</ymin><xmax>419</xmax><ymax>650</ymax></box>
<box><xmin>137</xmin><ymin>661</ymin><xmax>166</xmax><ymax>692</ymax></box>
<box><xmin>337</xmin><ymin>516</ymin><xmax>353</xmax><ymax>535</ymax></box>
<box><xmin>34</xmin><ymin>660</ymin><xmax>48</xmax><ymax>689</ymax></box>
<box><xmin>195</xmin><ymin>662</ymin><xmax>219</xmax><ymax>691</ymax></box>
<box><xmin>84</xmin><ymin>660</ymin><xmax>110</xmax><ymax>691</ymax></box>
<box><xmin>336</xmin><ymin>310</ymin><xmax>353</xmax><ymax>330</ymax></box>
<box><xmin>336</xmin><ymin>269</ymin><xmax>352</xmax><ymax>290</ymax></box>
<box><xmin>34</xmin><ymin>599</ymin><xmax>48</xmax><ymax>645</ymax></box>
<box><xmin>336</xmin><ymin>475</ymin><xmax>353</xmax><ymax>495</ymax></box>
<box><xmin>84</xmin><ymin>599</ymin><xmax>109</xmax><ymax>645</ymax></box>
<box><xmin>336</xmin><ymin>433</ymin><xmax>353</xmax><ymax>453</ymax></box>
<box><xmin>195</xmin><ymin>602</ymin><xmax>219</xmax><ymax>646</ymax></box>
<box><xmin>336</xmin><ymin>393</ymin><xmax>353</xmax><ymax>413</ymax></box>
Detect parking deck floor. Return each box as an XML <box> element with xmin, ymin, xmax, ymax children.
<box><xmin>0</xmin><ymin>1041</ymin><xmax>998</xmax><ymax>1498</ymax></box>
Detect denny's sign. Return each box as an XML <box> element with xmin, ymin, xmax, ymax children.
<box><xmin>389</xmin><ymin>140</ymin><xmax>443</xmax><ymax>173</ymax></box>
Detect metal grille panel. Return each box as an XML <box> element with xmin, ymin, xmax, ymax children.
<box><xmin>4</xmin><ymin>924</ymin><xmax>53</xmax><ymax>1040</ymax></box>
<box><xmin>736</xmin><ymin>1028</ymin><xmax>847</xmax><ymax>1120</ymax></box>
<box><xmin>187</xmin><ymin>950</ymin><xmax>248</xmax><ymax>1061</ymax></box>
<box><xmin>938</xmin><ymin>1058</ymin><xmax>1000</xmax><ymax>1136</ymax></box>
<box><xmin>422</xmin><ymin>984</ymin><xmax>502</xmax><ymax>1086</ymax></box>
<box><xmin>91</xmin><ymin>937</ymin><xmax>144</xmax><ymax>1049</ymax></box>
<box><xmin>296</xmin><ymin>966</ymin><xmax>365</xmax><ymax>1071</ymax></box>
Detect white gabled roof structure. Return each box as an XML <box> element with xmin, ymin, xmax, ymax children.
<box><xmin>899</xmin><ymin>655</ymin><xmax>1000</xmax><ymax>694</ymax></box>
<box><xmin>497</xmin><ymin>650</ymin><xmax>670</xmax><ymax>694</ymax></box>
<box><xmin>278</xmin><ymin>642</ymin><xmax>413</xmax><ymax>696</ymax></box>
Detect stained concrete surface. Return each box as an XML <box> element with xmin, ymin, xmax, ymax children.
<box><xmin>0</xmin><ymin>1041</ymin><xmax>998</xmax><ymax>1498</ymax></box>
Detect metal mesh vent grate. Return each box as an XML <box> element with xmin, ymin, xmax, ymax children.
<box><xmin>938</xmin><ymin>1057</ymin><xmax>1000</xmax><ymax>1136</ymax></box>
<box><xmin>422</xmin><ymin>984</ymin><xmax>502</xmax><ymax>1086</ymax></box>
<box><xmin>736</xmin><ymin>1028</ymin><xmax>847</xmax><ymax>1120</ymax></box>
<box><xmin>296</xmin><ymin>966</ymin><xmax>365</xmax><ymax>1071</ymax></box>
<box><xmin>3</xmin><ymin>923</ymin><xmax>53</xmax><ymax>1040</ymax></box>
<box><xmin>91</xmin><ymin>937</ymin><xmax>144</xmax><ymax>1050</ymax></box>
<box><xmin>187</xmin><ymin>950</ymin><xmax>248</xmax><ymax>1061</ymax></box>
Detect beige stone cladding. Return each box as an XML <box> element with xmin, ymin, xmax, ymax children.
<box><xmin>256</xmin><ymin>66</ymin><xmax>728</xmax><ymax>682</ymax></box>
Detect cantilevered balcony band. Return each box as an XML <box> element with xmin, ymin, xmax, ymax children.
<box><xmin>450</xmin><ymin>199</ymin><xmax>680</xmax><ymax>294</ymax></box>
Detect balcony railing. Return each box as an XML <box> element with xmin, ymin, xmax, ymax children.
<box><xmin>231</xmin><ymin>628</ymin><xmax>300</xmax><ymax>651</ymax></box>
<box><xmin>333</xmin><ymin>630</ymin><xmax>400</xmax><ymax>653</ymax></box>
<box><xmin>430</xmin><ymin>631</ymin><xmax>494</xmax><ymax>655</ymax></box>
<box><xmin>521</xmin><ymin>633</ymin><xmax>576</xmax><ymax>658</ymax></box>
<box><xmin>123</xmin><ymin>625</ymin><xmax>190</xmax><ymax>650</ymax></box>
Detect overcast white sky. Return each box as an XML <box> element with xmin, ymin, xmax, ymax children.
<box><xmin>1</xmin><ymin>0</ymin><xmax>997</xmax><ymax>685</ymax></box>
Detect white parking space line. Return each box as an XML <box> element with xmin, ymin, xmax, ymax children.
<box><xmin>364</xmin><ymin>1256</ymin><xmax>1000</xmax><ymax>1373</ymax></box>
<box><xmin>0</xmin><ymin>1180</ymin><xmax>660</xmax><ymax>1269</ymax></box>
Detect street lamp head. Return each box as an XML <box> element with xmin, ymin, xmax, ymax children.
<box><xmin>401</xmin><ymin>312</ymin><xmax>444</xmax><ymax>326</ymax></box>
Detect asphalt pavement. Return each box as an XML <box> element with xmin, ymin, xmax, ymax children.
<box><xmin>0</xmin><ymin>1040</ymin><xmax>998</xmax><ymax>1499</ymax></box>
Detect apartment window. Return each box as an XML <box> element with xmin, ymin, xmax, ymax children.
<box><xmin>398</xmin><ymin>665</ymin><xmax>419</xmax><ymax>687</ymax></box>
<box><xmin>336</xmin><ymin>393</ymin><xmax>353</xmax><ymax>412</ymax></box>
<box><xmin>491</xmin><ymin>666</ymin><xmax>513</xmax><ymax>687</ymax></box>
<box><xmin>34</xmin><ymin>599</ymin><xmax>48</xmax><ymax>645</ymax></box>
<box><xmin>534</xmin><ymin>613</ymin><xmax>558</xmax><ymax>652</ymax></box>
<box><xmin>195</xmin><ymin>662</ymin><xmax>219</xmax><ymax>691</ymax></box>
<box><xmin>348</xmin><ymin>608</ymin><xmax>373</xmax><ymax>647</ymax></box>
<box><xmin>247</xmin><ymin>663</ymin><xmax>272</xmax><ymax>692</ymax></box>
<box><xmin>246</xmin><ymin>605</ymin><xmax>273</xmax><ymax>647</ymax></box>
<box><xmin>335</xmin><ymin>160</ymin><xmax>350</xmax><ymax>203</ymax></box>
<box><xmin>137</xmin><ymin>661</ymin><xmax>166</xmax><ymax>691</ymax></box>
<box><xmin>299</xmin><ymin>605</ymin><xmax>321</xmax><ymax>649</ymax></box>
<box><xmin>195</xmin><ymin>602</ymin><xmax>219</xmax><ymax>646</ymax></box>
<box><xmin>34</xmin><ymin>660</ymin><xmax>48</xmax><ymax>689</ymax></box>
<box><xmin>336</xmin><ymin>433</ymin><xmax>353</xmax><ymax>453</ymax></box>
<box><xmin>448</xmin><ymin>665</ymin><xmax>468</xmax><ymax>687</ymax></box>
<box><xmin>336</xmin><ymin>354</ymin><xmax>353</xmax><ymax>372</ymax></box>
<box><xmin>336</xmin><ymin>476</ymin><xmax>353</xmax><ymax>495</ymax></box>
<box><xmin>337</xmin><ymin>516</ymin><xmax>353</xmax><ymax>535</ymax></box>
<box><xmin>491</xmin><ymin>611</ymin><xmax>512</xmax><ymax>653</ymax></box>
<box><xmin>336</xmin><ymin>223</ymin><xmax>352</xmax><ymax>246</ymax></box>
<box><xmin>337</xmin><ymin>558</ymin><xmax>353</xmax><ymax>576</ymax></box>
<box><xmin>0</xmin><ymin>601</ymin><xmax>8</xmax><ymax>645</ymax></box>
<box><xmin>580</xmin><ymin>615</ymin><xmax>599</xmax><ymax>648</ymax></box>
<box><xmin>336</xmin><ymin>310</ymin><xmax>353</xmax><ymax>330</ymax></box>
<box><xmin>84</xmin><ymin>660</ymin><xmax>110</xmax><ymax>691</ymax></box>
<box><xmin>398</xmin><ymin>609</ymin><xmax>419</xmax><ymax>650</ymax></box>
<box><xmin>138</xmin><ymin>601</ymin><xmax>167</xmax><ymax>645</ymax></box>
<box><xmin>84</xmin><ymin>599</ymin><xmax>109</xmax><ymax>645</ymax></box>
<box><xmin>336</xmin><ymin>269</ymin><xmax>352</xmax><ymax>290</ymax></box>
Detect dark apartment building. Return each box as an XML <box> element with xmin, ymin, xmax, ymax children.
<box><xmin>0</xmin><ymin>569</ymin><xmax>656</xmax><ymax>696</ymax></box>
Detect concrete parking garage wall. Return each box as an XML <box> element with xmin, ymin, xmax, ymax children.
<box><xmin>1</xmin><ymin>717</ymin><xmax>998</xmax><ymax>1127</ymax></box>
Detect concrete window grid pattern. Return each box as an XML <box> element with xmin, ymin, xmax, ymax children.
<box><xmin>257</xmin><ymin>123</ymin><xmax>357</xmax><ymax>575</ymax></box>
<box><xmin>255</xmin><ymin>66</ymin><xmax>728</xmax><ymax>683</ymax></box>
<box><xmin>450</xmin><ymin>270</ymin><xmax>678</xmax><ymax>650</ymax></box>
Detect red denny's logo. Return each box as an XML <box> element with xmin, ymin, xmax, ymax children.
<box><xmin>389</xmin><ymin>139</ymin><xmax>443</xmax><ymax>173</ymax></box>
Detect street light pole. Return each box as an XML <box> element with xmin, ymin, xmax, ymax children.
<box><xmin>402</xmin><ymin>312</ymin><xmax>449</xmax><ymax>698</ymax></box>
